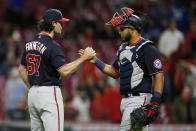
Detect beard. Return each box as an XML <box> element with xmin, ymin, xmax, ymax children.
<box><xmin>123</xmin><ymin>33</ymin><xmax>132</xmax><ymax>42</ymax></box>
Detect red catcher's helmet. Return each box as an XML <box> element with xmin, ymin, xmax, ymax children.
<box><xmin>106</xmin><ymin>7</ymin><xmax>143</xmax><ymax>33</ymax></box>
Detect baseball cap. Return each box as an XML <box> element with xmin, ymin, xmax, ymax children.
<box><xmin>43</xmin><ymin>9</ymin><xmax>70</xmax><ymax>23</ymax></box>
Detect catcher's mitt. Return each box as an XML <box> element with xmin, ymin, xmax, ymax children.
<box><xmin>130</xmin><ymin>102</ymin><xmax>159</xmax><ymax>128</ymax></box>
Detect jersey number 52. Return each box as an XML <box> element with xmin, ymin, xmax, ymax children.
<box><xmin>27</xmin><ymin>54</ymin><xmax>41</xmax><ymax>76</ymax></box>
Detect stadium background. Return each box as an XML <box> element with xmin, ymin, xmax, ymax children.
<box><xmin>0</xmin><ymin>0</ymin><xmax>196</xmax><ymax>130</ymax></box>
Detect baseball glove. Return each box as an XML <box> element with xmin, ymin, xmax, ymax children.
<box><xmin>130</xmin><ymin>102</ymin><xmax>159</xmax><ymax>128</ymax></box>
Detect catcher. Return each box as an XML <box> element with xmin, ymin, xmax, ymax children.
<box><xmin>79</xmin><ymin>7</ymin><xmax>164</xmax><ymax>131</ymax></box>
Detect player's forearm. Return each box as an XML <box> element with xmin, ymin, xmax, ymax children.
<box><xmin>153</xmin><ymin>72</ymin><xmax>164</xmax><ymax>94</ymax></box>
<box><xmin>151</xmin><ymin>72</ymin><xmax>164</xmax><ymax>104</ymax></box>
<box><xmin>18</xmin><ymin>65</ymin><xmax>31</xmax><ymax>89</ymax></box>
<box><xmin>58</xmin><ymin>57</ymin><xmax>86</xmax><ymax>77</ymax></box>
<box><xmin>93</xmin><ymin>58</ymin><xmax>119</xmax><ymax>79</ymax></box>
<box><xmin>102</xmin><ymin>65</ymin><xmax>119</xmax><ymax>79</ymax></box>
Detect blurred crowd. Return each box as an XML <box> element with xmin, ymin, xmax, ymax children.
<box><xmin>0</xmin><ymin>0</ymin><xmax>196</xmax><ymax>125</ymax></box>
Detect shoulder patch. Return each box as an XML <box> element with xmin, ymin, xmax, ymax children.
<box><xmin>153</xmin><ymin>59</ymin><xmax>162</xmax><ymax>69</ymax></box>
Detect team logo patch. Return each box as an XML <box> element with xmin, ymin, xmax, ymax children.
<box><xmin>153</xmin><ymin>59</ymin><xmax>162</xmax><ymax>69</ymax></box>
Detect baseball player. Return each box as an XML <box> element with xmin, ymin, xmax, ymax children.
<box><xmin>79</xmin><ymin>7</ymin><xmax>164</xmax><ymax>131</ymax></box>
<box><xmin>18</xmin><ymin>9</ymin><xmax>95</xmax><ymax>131</ymax></box>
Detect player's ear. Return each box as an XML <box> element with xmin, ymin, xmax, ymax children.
<box><xmin>130</xmin><ymin>28</ymin><xmax>136</xmax><ymax>34</ymax></box>
<box><xmin>128</xmin><ymin>28</ymin><xmax>133</xmax><ymax>34</ymax></box>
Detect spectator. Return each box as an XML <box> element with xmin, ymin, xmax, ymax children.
<box><xmin>0</xmin><ymin>24</ymin><xmax>11</xmax><ymax>75</ymax></box>
<box><xmin>103</xmin><ymin>77</ymin><xmax>122</xmax><ymax>123</ymax></box>
<box><xmin>175</xmin><ymin>52</ymin><xmax>196</xmax><ymax>97</ymax></box>
<box><xmin>159</xmin><ymin>19</ymin><xmax>185</xmax><ymax>101</ymax></box>
<box><xmin>172</xmin><ymin>87</ymin><xmax>196</xmax><ymax>123</ymax></box>
<box><xmin>145</xmin><ymin>16</ymin><xmax>165</xmax><ymax>44</ymax></box>
<box><xmin>0</xmin><ymin>76</ymin><xmax>7</xmax><ymax>120</ymax></box>
<box><xmin>168</xmin><ymin>0</ymin><xmax>190</xmax><ymax>33</ymax></box>
<box><xmin>4</xmin><ymin>67</ymin><xmax>28</xmax><ymax>120</ymax></box>
<box><xmin>149</xmin><ymin>0</ymin><xmax>165</xmax><ymax>24</ymax></box>
<box><xmin>90</xmin><ymin>83</ymin><xmax>106</xmax><ymax>121</ymax></box>
<box><xmin>63</xmin><ymin>95</ymin><xmax>78</xmax><ymax>121</ymax></box>
<box><xmin>6</xmin><ymin>29</ymin><xmax>21</xmax><ymax>66</ymax></box>
<box><xmin>0</xmin><ymin>28</ymin><xmax>21</xmax><ymax>75</ymax></box>
<box><xmin>158</xmin><ymin>19</ymin><xmax>184</xmax><ymax>60</ymax></box>
<box><xmin>71</xmin><ymin>86</ymin><xmax>91</xmax><ymax>122</ymax></box>
<box><xmin>185</xmin><ymin>20</ymin><xmax>196</xmax><ymax>54</ymax></box>
<box><xmin>5</xmin><ymin>0</ymin><xmax>27</xmax><ymax>27</ymax></box>
<box><xmin>83</xmin><ymin>73</ymin><xmax>102</xmax><ymax>101</ymax></box>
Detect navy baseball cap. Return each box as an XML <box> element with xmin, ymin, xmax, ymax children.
<box><xmin>43</xmin><ymin>9</ymin><xmax>70</xmax><ymax>23</ymax></box>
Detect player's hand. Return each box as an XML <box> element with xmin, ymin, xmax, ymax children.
<box><xmin>89</xmin><ymin>56</ymin><xmax>97</xmax><ymax>63</ymax></box>
<box><xmin>78</xmin><ymin>49</ymin><xmax>84</xmax><ymax>56</ymax></box>
<box><xmin>78</xmin><ymin>49</ymin><xmax>97</xmax><ymax>63</ymax></box>
<box><xmin>80</xmin><ymin>47</ymin><xmax>96</xmax><ymax>61</ymax></box>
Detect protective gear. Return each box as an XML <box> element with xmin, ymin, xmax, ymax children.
<box><xmin>117</xmin><ymin>39</ymin><xmax>153</xmax><ymax>94</ymax></box>
<box><xmin>130</xmin><ymin>102</ymin><xmax>159</xmax><ymax>128</ymax></box>
<box><xmin>106</xmin><ymin>7</ymin><xmax>142</xmax><ymax>33</ymax></box>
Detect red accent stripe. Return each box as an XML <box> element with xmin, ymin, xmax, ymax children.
<box><xmin>114</xmin><ymin>70</ymin><xmax>120</xmax><ymax>78</ymax></box>
<box><xmin>149</xmin><ymin>71</ymin><xmax>164</xmax><ymax>76</ymax></box>
<box><xmin>142</xmin><ymin>96</ymin><xmax>146</xmax><ymax>106</ymax></box>
<box><xmin>130</xmin><ymin>125</ymin><xmax>134</xmax><ymax>131</ymax></box>
<box><xmin>115</xmin><ymin>25</ymin><xmax>130</xmax><ymax>28</ymax></box>
<box><xmin>130</xmin><ymin>96</ymin><xmax>146</xmax><ymax>130</ymax></box>
<box><xmin>129</xmin><ymin>37</ymin><xmax>143</xmax><ymax>47</ymax></box>
<box><xmin>54</xmin><ymin>88</ymin><xmax>60</xmax><ymax>131</ymax></box>
<box><xmin>39</xmin><ymin>33</ymin><xmax>50</xmax><ymax>36</ymax></box>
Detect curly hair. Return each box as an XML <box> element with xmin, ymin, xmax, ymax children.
<box><xmin>37</xmin><ymin>19</ymin><xmax>54</xmax><ymax>32</ymax></box>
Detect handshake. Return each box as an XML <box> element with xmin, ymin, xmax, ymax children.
<box><xmin>78</xmin><ymin>47</ymin><xmax>97</xmax><ymax>63</ymax></box>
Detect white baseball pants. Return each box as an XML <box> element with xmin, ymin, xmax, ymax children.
<box><xmin>119</xmin><ymin>93</ymin><xmax>152</xmax><ymax>131</ymax></box>
<box><xmin>28</xmin><ymin>86</ymin><xmax>64</xmax><ymax>131</ymax></box>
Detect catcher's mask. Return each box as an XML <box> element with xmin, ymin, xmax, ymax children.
<box><xmin>106</xmin><ymin>7</ymin><xmax>142</xmax><ymax>33</ymax></box>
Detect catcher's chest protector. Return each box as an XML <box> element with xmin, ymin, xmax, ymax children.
<box><xmin>117</xmin><ymin>39</ymin><xmax>152</xmax><ymax>94</ymax></box>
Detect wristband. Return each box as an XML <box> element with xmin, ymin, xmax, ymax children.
<box><xmin>94</xmin><ymin>58</ymin><xmax>106</xmax><ymax>70</ymax></box>
<box><xmin>150</xmin><ymin>91</ymin><xmax>162</xmax><ymax>105</ymax></box>
<box><xmin>153</xmin><ymin>91</ymin><xmax>161</xmax><ymax>98</ymax></box>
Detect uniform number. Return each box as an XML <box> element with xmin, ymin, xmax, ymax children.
<box><xmin>27</xmin><ymin>54</ymin><xmax>41</xmax><ymax>76</ymax></box>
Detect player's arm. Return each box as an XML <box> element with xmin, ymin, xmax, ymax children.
<box><xmin>102</xmin><ymin>64</ymin><xmax>119</xmax><ymax>79</ymax></box>
<box><xmin>151</xmin><ymin>72</ymin><xmax>164</xmax><ymax>104</ymax></box>
<box><xmin>58</xmin><ymin>57</ymin><xmax>89</xmax><ymax>77</ymax></box>
<box><xmin>58</xmin><ymin>47</ymin><xmax>96</xmax><ymax>77</ymax></box>
<box><xmin>18</xmin><ymin>64</ymin><xmax>31</xmax><ymax>89</ymax></box>
<box><xmin>92</xmin><ymin>57</ymin><xmax>119</xmax><ymax>79</ymax></box>
<box><xmin>142</xmin><ymin>44</ymin><xmax>165</xmax><ymax>105</ymax></box>
<box><xmin>78</xmin><ymin>49</ymin><xmax>119</xmax><ymax>79</ymax></box>
<box><xmin>153</xmin><ymin>72</ymin><xmax>164</xmax><ymax>94</ymax></box>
